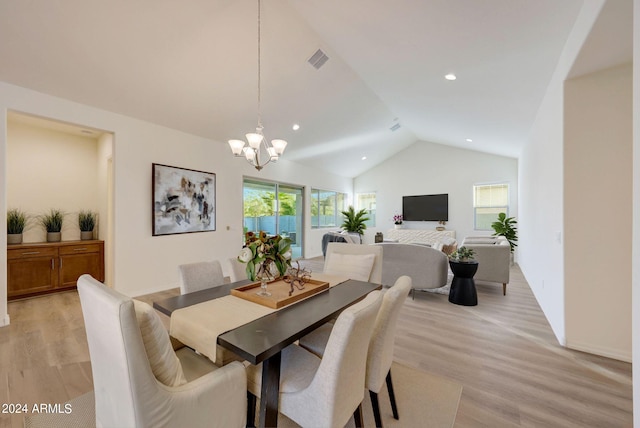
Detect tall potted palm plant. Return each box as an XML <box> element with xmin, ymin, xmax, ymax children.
<box><xmin>340</xmin><ymin>206</ymin><xmax>370</xmax><ymax>237</ymax></box>
<box><xmin>491</xmin><ymin>212</ymin><xmax>518</xmax><ymax>252</ymax></box>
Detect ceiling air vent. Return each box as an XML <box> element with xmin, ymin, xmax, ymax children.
<box><xmin>308</xmin><ymin>49</ymin><xmax>329</xmax><ymax>69</ymax></box>
<box><xmin>390</xmin><ymin>123</ymin><xmax>401</xmax><ymax>132</ymax></box>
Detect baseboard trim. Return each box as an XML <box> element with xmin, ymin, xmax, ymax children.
<box><xmin>566</xmin><ymin>340</ymin><xmax>631</xmax><ymax>363</ymax></box>
<box><xmin>0</xmin><ymin>313</ymin><xmax>10</xmax><ymax>327</ymax></box>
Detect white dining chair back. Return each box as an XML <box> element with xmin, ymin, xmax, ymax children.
<box><xmin>178</xmin><ymin>260</ymin><xmax>224</xmax><ymax>294</ymax></box>
<box><xmin>77</xmin><ymin>274</ymin><xmax>247</xmax><ymax>428</ymax></box>
<box><xmin>225</xmin><ymin>257</ymin><xmax>248</xmax><ymax>283</ymax></box>
<box><xmin>246</xmin><ymin>290</ymin><xmax>383</xmax><ymax>428</ymax></box>
<box><xmin>324</xmin><ymin>242</ymin><xmax>383</xmax><ymax>283</ymax></box>
<box><xmin>299</xmin><ymin>275</ymin><xmax>412</xmax><ymax>427</ymax></box>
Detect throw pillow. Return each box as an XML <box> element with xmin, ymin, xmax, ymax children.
<box><xmin>324</xmin><ymin>252</ymin><xmax>376</xmax><ymax>281</ymax></box>
<box><xmin>133</xmin><ymin>300</ymin><xmax>187</xmax><ymax>387</ymax></box>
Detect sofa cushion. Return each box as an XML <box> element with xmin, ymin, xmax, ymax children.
<box><xmin>133</xmin><ymin>300</ymin><xmax>187</xmax><ymax>387</ymax></box>
<box><xmin>324</xmin><ymin>252</ymin><xmax>375</xmax><ymax>281</ymax></box>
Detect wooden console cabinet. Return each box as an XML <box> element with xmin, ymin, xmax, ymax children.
<box><xmin>7</xmin><ymin>240</ymin><xmax>104</xmax><ymax>300</ymax></box>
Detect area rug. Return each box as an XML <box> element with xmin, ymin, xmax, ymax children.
<box><xmin>419</xmin><ymin>272</ymin><xmax>454</xmax><ymax>296</ymax></box>
<box><xmin>273</xmin><ymin>361</ymin><xmax>462</xmax><ymax>428</ymax></box>
<box><xmin>25</xmin><ymin>362</ymin><xmax>462</xmax><ymax>428</ymax></box>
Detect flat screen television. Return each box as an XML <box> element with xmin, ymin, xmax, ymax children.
<box><xmin>402</xmin><ymin>194</ymin><xmax>448</xmax><ymax>221</ymax></box>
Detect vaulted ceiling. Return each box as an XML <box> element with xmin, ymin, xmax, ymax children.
<box><xmin>0</xmin><ymin>0</ymin><xmax>623</xmax><ymax>178</ymax></box>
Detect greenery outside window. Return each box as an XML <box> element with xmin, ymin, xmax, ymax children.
<box><xmin>311</xmin><ymin>188</ymin><xmax>347</xmax><ymax>228</ymax></box>
<box><xmin>474</xmin><ymin>183</ymin><xmax>509</xmax><ymax>230</ymax></box>
<box><xmin>356</xmin><ymin>192</ymin><xmax>376</xmax><ymax>227</ymax></box>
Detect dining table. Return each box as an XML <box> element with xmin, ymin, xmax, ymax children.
<box><xmin>153</xmin><ymin>275</ymin><xmax>381</xmax><ymax>428</ymax></box>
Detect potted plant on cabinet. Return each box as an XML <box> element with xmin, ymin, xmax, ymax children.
<box><xmin>39</xmin><ymin>209</ymin><xmax>65</xmax><ymax>242</ymax></box>
<box><xmin>341</xmin><ymin>206</ymin><xmax>370</xmax><ymax>237</ymax></box>
<box><xmin>78</xmin><ymin>210</ymin><xmax>97</xmax><ymax>240</ymax></box>
<box><xmin>7</xmin><ymin>208</ymin><xmax>28</xmax><ymax>245</ymax></box>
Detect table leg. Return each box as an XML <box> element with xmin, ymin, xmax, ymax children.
<box><xmin>259</xmin><ymin>352</ymin><xmax>281</xmax><ymax>428</ymax></box>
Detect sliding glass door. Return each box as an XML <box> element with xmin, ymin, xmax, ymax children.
<box><xmin>243</xmin><ymin>179</ymin><xmax>304</xmax><ymax>259</ymax></box>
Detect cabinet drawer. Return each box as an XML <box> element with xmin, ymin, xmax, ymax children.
<box><xmin>58</xmin><ymin>243</ymin><xmax>102</xmax><ymax>255</ymax></box>
<box><xmin>7</xmin><ymin>247</ymin><xmax>57</xmax><ymax>260</ymax></box>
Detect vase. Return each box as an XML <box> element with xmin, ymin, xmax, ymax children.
<box><xmin>394</xmin><ymin>224</ymin><xmax>402</xmax><ymax>229</ymax></box>
<box><xmin>80</xmin><ymin>230</ymin><xmax>93</xmax><ymax>240</ymax></box>
<box><xmin>7</xmin><ymin>233</ymin><xmax>22</xmax><ymax>245</ymax></box>
<box><xmin>47</xmin><ymin>232</ymin><xmax>61</xmax><ymax>242</ymax></box>
<box><xmin>255</xmin><ymin>262</ymin><xmax>272</xmax><ymax>297</ymax></box>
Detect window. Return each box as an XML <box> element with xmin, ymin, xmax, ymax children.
<box><xmin>356</xmin><ymin>192</ymin><xmax>376</xmax><ymax>227</ymax></box>
<box><xmin>311</xmin><ymin>188</ymin><xmax>347</xmax><ymax>228</ymax></box>
<box><xmin>243</xmin><ymin>179</ymin><xmax>304</xmax><ymax>259</ymax></box>
<box><xmin>473</xmin><ymin>183</ymin><xmax>509</xmax><ymax>230</ymax></box>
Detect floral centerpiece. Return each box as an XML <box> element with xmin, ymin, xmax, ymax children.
<box><xmin>393</xmin><ymin>214</ymin><xmax>403</xmax><ymax>225</ymax></box>
<box><xmin>238</xmin><ymin>231</ymin><xmax>293</xmax><ymax>296</ymax></box>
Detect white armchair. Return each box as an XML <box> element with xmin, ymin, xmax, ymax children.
<box><xmin>77</xmin><ymin>274</ymin><xmax>247</xmax><ymax>428</ymax></box>
<box><xmin>461</xmin><ymin>236</ymin><xmax>511</xmax><ymax>295</ymax></box>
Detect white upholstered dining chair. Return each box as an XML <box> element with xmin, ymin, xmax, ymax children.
<box><xmin>300</xmin><ymin>276</ymin><xmax>412</xmax><ymax>427</ymax></box>
<box><xmin>178</xmin><ymin>260</ymin><xmax>225</xmax><ymax>294</ymax></box>
<box><xmin>324</xmin><ymin>242</ymin><xmax>383</xmax><ymax>283</ymax></box>
<box><xmin>77</xmin><ymin>274</ymin><xmax>247</xmax><ymax>428</ymax></box>
<box><xmin>224</xmin><ymin>257</ymin><xmax>248</xmax><ymax>283</ymax></box>
<box><xmin>246</xmin><ymin>290</ymin><xmax>383</xmax><ymax>428</ymax></box>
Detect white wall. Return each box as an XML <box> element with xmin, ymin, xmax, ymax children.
<box><xmin>6</xmin><ymin>121</ymin><xmax>100</xmax><ymax>242</ymax></box>
<box><xmin>632</xmin><ymin>0</ymin><xmax>640</xmax><ymax>423</ymax></box>
<box><xmin>354</xmin><ymin>140</ymin><xmax>518</xmax><ymax>245</ymax></box>
<box><xmin>0</xmin><ymin>81</ymin><xmax>352</xmax><ymax>310</ymax></box>
<box><xmin>0</xmin><ymin>109</ymin><xmax>6</xmax><ymax>326</ymax></box>
<box><xmin>564</xmin><ymin>64</ymin><xmax>632</xmax><ymax>361</ymax></box>
<box><xmin>518</xmin><ymin>1</ymin><xmax>605</xmax><ymax>345</ymax></box>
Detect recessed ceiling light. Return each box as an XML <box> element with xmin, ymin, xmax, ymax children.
<box><xmin>445</xmin><ymin>73</ymin><xmax>457</xmax><ymax>81</ymax></box>
<box><xmin>466</xmin><ymin>138</ymin><xmax>473</xmax><ymax>142</ymax></box>
<box><xmin>361</xmin><ymin>156</ymin><xmax>367</xmax><ymax>161</ymax></box>
<box><xmin>292</xmin><ymin>124</ymin><xmax>300</xmax><ymax>131</ymax></box>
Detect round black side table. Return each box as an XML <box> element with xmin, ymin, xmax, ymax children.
<box><xmin>448</xmin><ymin>260</ymin><xmax>479</xmax><ymax>306</ymax></box>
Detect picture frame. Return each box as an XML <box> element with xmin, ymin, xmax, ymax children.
<box><xmin>152</xmin><ymin>163</ymin><xmax>216</xmax><ymax>236</ymax></box>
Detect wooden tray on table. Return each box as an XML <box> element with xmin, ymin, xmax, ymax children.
<box><xmin>230</xmin><ymin>278</ymin><xmax>329</xmax><ymax>309</ymax></box>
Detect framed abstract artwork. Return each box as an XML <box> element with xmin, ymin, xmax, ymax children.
<box><xmin>152</xmin><ymin>163</ymin><xmax>216</xmax><ymax>236</ymax></box>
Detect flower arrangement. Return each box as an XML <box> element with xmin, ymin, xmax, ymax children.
<box><xmin>393</xmin><ymin>214</ymin><xmax>403</xmax><ymax>225</ymax></box>
<box><xmin>237</xmin><ymin>231</ymin><xmax>293</xmax><ymax>281</ymax></box>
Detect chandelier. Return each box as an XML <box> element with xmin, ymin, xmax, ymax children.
<box><xmin>228</xmin><ymin>0</ymin><xmax>287</xmax><ymax>171</ymax></box>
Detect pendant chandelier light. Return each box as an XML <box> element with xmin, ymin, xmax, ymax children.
<box><xmin>228</xmin><ymin>0</ymin><xmax>287</xmax><ymax>171</ymax></box>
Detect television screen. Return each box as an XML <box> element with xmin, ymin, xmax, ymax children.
<box><xmin>402</xmin><ymin>194</ymin><xmax>448</xmax><ymax>221</ymax></box>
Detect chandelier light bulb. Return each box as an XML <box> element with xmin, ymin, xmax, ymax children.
<box><xmin>227</xmin><ymin>0</ymin><xmax>288</xmax><ymax>171</ymax></box>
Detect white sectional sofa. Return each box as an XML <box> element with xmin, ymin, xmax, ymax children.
<box><xmin>375</xmin><ymin>243</ymin><xmax>448</xmax><ymax>298</ymax></box>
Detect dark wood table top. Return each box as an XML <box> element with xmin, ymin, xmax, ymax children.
<box><xmin>153</xmin><ymin>278</ymin><xmax>381</xmax><ymax>365</ymax></box>
<box><xmin>219</xmin><ymin>280</ymin><xmax>380</xmax><ymax>364</ymax></box>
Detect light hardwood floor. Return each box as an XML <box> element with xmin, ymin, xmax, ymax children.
<box><xmin>0</xmin><ymin>262</ymin><xmax>632</xmax><ymax>427</ymax></box>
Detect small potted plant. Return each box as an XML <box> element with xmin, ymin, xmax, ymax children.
<box><xmin>393</xmin><ymin>214</ymin><xmax>403</xmax><ymax>229</ymax></box>
<box><xmin>39</xmin><ymin>209</ymin><xmax>65</xmax><ymax>242</ymax></box>
<box><xmin>436</xmin><ymin>220</ymin><xmax>446</xmax><ymax>231</ymax></box>
<box><xmin>7</xmin><ymin>208</ymin><xmax>28</xmax><ymax>245</ymax></box>
<box><xmin>78</xmin><ymin>210</ymin><xmax>97</xmax><ymax>240</ymax></box>
<box><xmin>449</xmin><ymin>246</ymin><xmax>475</xmax><ymax>263</ymax></box>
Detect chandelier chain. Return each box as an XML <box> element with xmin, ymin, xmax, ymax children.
<box><xmin>257</xmin><ymin>0</ymin><xmax>262</xmax><ymax>128</ymax></box>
